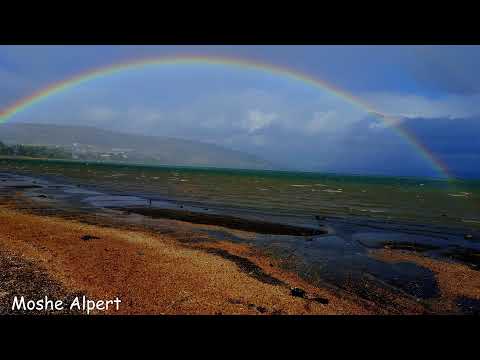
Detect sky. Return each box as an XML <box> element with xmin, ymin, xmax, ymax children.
<box><xmin>0</xmin><ymin>45</ymin><xmax>479</xmax><ymax>179</ymax></box>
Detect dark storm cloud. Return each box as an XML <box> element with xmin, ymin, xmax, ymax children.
<box><xmin>406</xmin><ymin>46</ymin><xmax>480</xmax><ymax>95</ymax></box>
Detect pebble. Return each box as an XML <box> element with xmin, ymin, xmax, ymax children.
<box><xmin>81</xmin><ymin>234</ymin><xmax>100</xmax><ymax>241</ymax></box>
<box><xmin>290</xmin><ymin>287</ymin><xmax>306</xmax><ymax>298</ymax></box>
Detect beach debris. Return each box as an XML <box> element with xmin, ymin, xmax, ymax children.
<box><xmin>81</xmin><ymin>234</ymin><xmax>100</xmax><ymax>241</ymax></box>
<box><xmin>290</xmin><ymin>287</ymin><xmax>306</xmax><ymax>298</ymax></box>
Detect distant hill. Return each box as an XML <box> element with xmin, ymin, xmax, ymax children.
<box><xmin>0</xmin><ymin>123</ymin><xmax>273</xmax><ymax>169</ymax></box>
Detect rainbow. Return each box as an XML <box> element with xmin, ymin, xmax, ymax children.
<box><xmin>0</xmin><ymin>54</ymin><xmax>451</xmax><ymax>178</ymax></box>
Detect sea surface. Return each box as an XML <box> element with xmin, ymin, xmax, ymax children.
<box><xmin>1</xmin><ymin>157</ymin><xmax>479</xmax><ymax>229</ymax></box>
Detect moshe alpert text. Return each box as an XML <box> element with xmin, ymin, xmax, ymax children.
<box><xmin>12</xmin><ymin>296</ymin><xmax>122</xmax><ymax>314</ymax></box>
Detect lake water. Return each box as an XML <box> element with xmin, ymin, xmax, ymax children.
<box><xmin>2</xmin><ymin>157</ymin><xmax>480</xmax><ymax>313</ymax></box>
<box><xmin>1</xmin><ymin>157</ymin><xmax>479</xmax><ymax>229</ymax></box>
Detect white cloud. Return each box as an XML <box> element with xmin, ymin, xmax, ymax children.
<box><xmin>243</xmin><ymin>110</ymin><xmax>277</xmax><ymax>133</ymax></box>
<box><xmin>304</xmin><ymin>110</ymin><xmax>338</xmax><ymax>134</ymax></box>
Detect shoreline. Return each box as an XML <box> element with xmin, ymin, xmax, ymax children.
<box><xmin>0</xmin><ymin>203</ymin><xmax>373</xmax><ymax>315</ymax></box>
<box><xmin>0</xmin><ymin>169</ymin><xmax>479</xmax><ymax>314</ymax></box>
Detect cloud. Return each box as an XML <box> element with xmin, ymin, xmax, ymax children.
<box><xmin>406</xmin><ymin>46</ymin><xmax>480</xmax><ymax>95</ymax></box>
<box><xmin>243</xmin><ymin>110</ymin><xmax>277</xmax><ymax>133</ymax></box>
<box><xmin>363</xmin><ymin>92</ymin><xmax>480</xmax><ymax>120</ymax></box>
<box><xmin>304</xmin><ymin>110</ymin><xmax>339</xmax><ymax>134</ymax></box>
<box><xmin>83</xmin><ymin>106</ymin><xmax>118</xmax><ymax>122</ymax></box>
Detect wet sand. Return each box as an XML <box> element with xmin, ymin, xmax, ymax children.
<box><xmin>0</xmin><ymin>204</ymin><xmax>370</xmax><ymax>315</ymax></box>
<box><xmin>371</xmin><ymin>249</ymin><xmax>480</xmax><ymax>314</ymax></box>
<box><xmin>115</xmin><ymin>207</ymin><xmax>327</xmax><ymax>236</ymax></box>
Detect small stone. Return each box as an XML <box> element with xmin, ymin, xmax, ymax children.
<box><xmin>290</xmin><ymin>287</ymin><xmax>306</xmax><ymax>298</ymax></box>
<box><xmin>37</xmin><ymin>194</ymin><xmax>48</xmax><ymax>198</ymax></box>
<box><xmin>312</xmin><ymin>297</ymin><xmax>329</xmax><ymax>305</ymax></box>
<box><xmin>81</xmin><ymin>235</ymin><xmax>100</xmax><ymax>241</ymax></box>
<box><xmin>465</xmin><ymin>234</ymin><xmax>473</xmax><ymax>240</ymax></box>
<box><xmin>256</xmin><ymin>306</ymin><xmax>267</xmax><ymax>313</ymax></box>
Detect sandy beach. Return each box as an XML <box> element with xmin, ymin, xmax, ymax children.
<box><xmin>0</xmin><ymin>203</ymin><xmax>373</xmax><ymax>315</ymax></box>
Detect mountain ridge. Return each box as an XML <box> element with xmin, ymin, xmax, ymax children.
<box><xmin>0</xmin><ymin>123</ymin><xmax>273</xmax><ymax>169</ymax></box>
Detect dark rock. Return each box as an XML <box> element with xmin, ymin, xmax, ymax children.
<box><xmin>256</xmin><ymin>306</ymin><xmax>267</xmax><ymax>313</ymax></box>
<box><xmin>312</xmin><ymin>297</ymin><xmax>329</xmax><ymax>305</ymax></box>
<box><xmin>464</xmin><ymin>234</ymin><xmax>473</xmax><ymax>240</ymax></box>
<box><xmin>290</xmin><ymin>287</ymin><xmax>306</xmax><ymax>298</ymax></box>
<box><xmin>37</xmin><ymin>194</ymin><xmax>48</xmax><ymax>198</ymax></box>
<box><xmin>227</xmin><ymin>298</ymin><xmax>242</xmax><ymax>305</ymax></box>
<box><xmin>81</xmin><ymin>235</ymin><xmax>100</xmax><ymax>241</ymax></box>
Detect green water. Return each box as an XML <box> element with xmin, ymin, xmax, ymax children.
<box><xmin>1</xmin><ymin>157</ymin><xmax>479</xmax><ymax>229</ymax></box>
